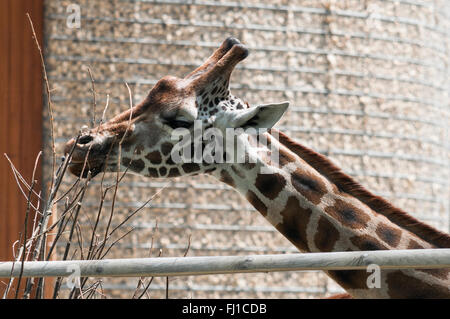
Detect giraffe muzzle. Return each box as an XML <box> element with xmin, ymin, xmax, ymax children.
<box><xmin>64</xmin><ymin>133</ymin><xmax>112</xmax><ymax>178</ymax></box>
<box><xmin>216</xmin><ymin>37</ymin><xmax>249</xmax><ymax>61</ymax></box>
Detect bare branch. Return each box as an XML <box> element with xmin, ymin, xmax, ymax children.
<box><xmin>86</xmin><ymin>66</ymin><xmax>97</xmax><ymax>128</ymax></box>
<box><xmin>26</xmin><ymin>13</ymin><xmax>56</xmax><ymax>190</ymax></box>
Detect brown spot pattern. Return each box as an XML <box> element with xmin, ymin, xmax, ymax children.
<box><xmin>231</xmin><ymin>165</ymin><xmax>245</xmax><ymax>179</ymax></box>
<box><xmin>165</xmin><ymin>156</ymin><xmax>175</xmax><ymax>165</ymax></box>
<box><xmin>122</xmin><ymin>157</ymin><xmax>145</xmax><ymax>172</ymax></box>
<box><xmin>276</xmin><ymin>196</ymin><xmax>312</xmax><ymax>252</ymax></box>
<box><xmin>167</xmin><ymin>167</ymin><xmax>180</xmax><ymax>177</ymax></box>
<box><xmin>291</xmin><ymin>168</ymin><xmax>327</xmax><ymax>205</ymax></box>
<box><xmin>376</xmin><ymin>223</ymin><xmax>402</xmax><ymax>247</ymax></box>
<box><xmin>327</xmin><ymin>270</ymin><xmax>369</xmax><ymax>290</ymax></box>
<box><xmin>122</xmin><ymin>145</ymin><xmax>131</xmax><ymax>153</ymax></box>
<box><xmin>161</xmin><ymin>142</ymin><xmax>172</xmax><ymax>156</ymax></box>
<box><xmin>314</xmin><ymin>216</ymin><xmax>340</xmax><ymax>252</ymax></box>
<box><xmin>242</xmin><ymin>161</ymin><xmax>256</xmax><ymax>170</ymax></box>
<box><xmin>278</xmin><ymin>149</ymin><xmax>297</xmax><ymax>167</ymax></box>
<box><xmin>219</xmin><ymin>170</ymin><xmax>235</xmax><ymax>187</ymax></box>
<box><xmin>241</xmin><ymin>153</ymin><xmax>257</xmax><ymax>170</ymax></box>
<box><xmin>246</xmin><ymin>190</ymin><xmax>267</xmax><ymax>216</ymax></box>
<box><xmin>255</xmin><ymin>173</ymin><xmax>286</xmax><ymax>200</ymax></box>
<box><xmin>350</xmin><ymin>235</ymin><xmax>389</xmax><ymax>251</ymax></box>
<box><xmin>159</xmin><ymin>167</ymin><xmax>167</xmax><ymax>176</ymax></box>
<box><xmin>417</xmin><ymin>269</ymin><xmax>449</xmax><ymax>280</ymax></box>
<box><xmin>204</xmin><ymin>166</ymin><xmax>216</xmax><ymax>174</ymax></box>
<box><xmin>148</xmin><ymin>167</ymin><xmax>158</xmax><ymax>177</ymax></box>
<box><xmin>386</xmin><ymin>271</ymin><xmax>450</xmax><ymax>298</ymax></box>
<box><xmin>325</xmin><ymin>199</ymin><xmax>370</xmax><ymax>230</ymax></box>
<box><xmin>135</xmin><ymin>144</ymin><xmax>144</xmax><ymax>155</ymax></box>
<box><xmin>407</xmin><ymin>240</ymin><xmax>425</xmax><ymax>249</ymax></box>
<box><xmin>145</xmin><ymin>151</ymin><xmax>162</xmax><ymax>164</ymax></box>
<box><xmin>181</xmin><ymin>163</ymin><xmax>200</xmax><ymax>174</ymax></box>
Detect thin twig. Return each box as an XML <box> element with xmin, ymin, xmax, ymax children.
<box><xmin>100</xmin><ymin>94</ymin><xmax>110</xmax><ymax>126</ymax></box>
<box><xmin>100</xmin><ymin>227</ymin><xmax>135</xmax><ymax>259</ymax></box>
<box><xmin>94</xmin><ymin>82</ymin><xmax>133</xmax><ymax>260</ymax></box>
<box><xmin>135</xmin><ymin>248</ymin><xmax>162</xmax><ymax>299</ymax></box>
<box><xmin>53</xmin><ymin>179</ymin><xmax>80</xmax><ymax>204</ymax></box>
<box><xmin>14</xmin><ymin>152</ymin><xmax>41</xmax><ymax>298</ymax></box>
<box><xmin>85</xmin><ymin>189</ymin><xmax>109</xmax><ymax>260</ymax></box>
<box><xmin>25</xmin><ymin>137</ymin><xmax>79</xmax><ymax>298</ymax></box>
<box><xmin>183</xmin><ymin>235</ymin><xmax>192</xmax><ymax>258</ymax></box>
<box><xmin>165</xmin><ymin>278</ymin><xmax>169</xmax><ymax>299</ymax></box>
<box><xmin>85</xmin><ymin>141</ymin><xmax>116</xmax><ymax>260</ymax></box>
<box><xmin>54</xmin><ymin>175</ymin><xmax>90</xmax><ymax>299</ymax></box>
<box><xmin>133</xmin><ymin>220</ymin><xmax>158</xmax><ymax>299</ymax></box>
<box><xmin>108</xmin><ymin>186</ymin><xmax>167</xmax><ymax>239</ymax></box>
<box><xmin>3</xmin><ymin>152</ymin><xmax>41</xmax><ymax>298</ymax></box>
<box><xmin>75</xmin><ymin>223</ymin><xmax>85</xmax><ymax>260</ymax></box>
<box><xmin>4</xmin><ymin>154</ymin><xmax>42</xmax><ymax>211</ymax></box>
<box><xmin>45</xmin><ymin>201</ymin><xmax>73</xmax><ymax>261</ymax></box>
<box><xmin>86</xmin><ymin>66</ymin><xmax>97</xmax><ymax>128</ymax></box>
<box><xmin>26</xmin><ymin>13</ymin><xmax>56</xmax><ymax>190</ymax></box>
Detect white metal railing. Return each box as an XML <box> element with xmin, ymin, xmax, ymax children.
<box><xmin>1</xmin><ymin>249</ymin><xmax>449</xmax><ymax>279</ymax></box>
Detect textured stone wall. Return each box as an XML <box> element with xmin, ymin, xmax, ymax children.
<box><xmin>43</xmin><ymin>0</ymin><xmax>449</xmax><ymax>298</ymax></box>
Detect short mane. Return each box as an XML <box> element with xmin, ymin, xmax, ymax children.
<box><xmin>270</xmin><ymin>128</ymin><xmax>450</xmax><ymax>248</ymax></box>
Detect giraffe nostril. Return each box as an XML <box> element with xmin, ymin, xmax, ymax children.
<box><xmin>78</xmin><ymin>135</ymin><xmax>93</xmax><ymax>145</ymax></box>
<box><xmin>224</xmin><ymin>37</ymin><xmax>240</xmax><ymax>50</ymax></box>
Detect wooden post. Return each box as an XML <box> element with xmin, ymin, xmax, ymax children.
<box><xmin>0</xmin><ymin>0</ymin><xmax>44</xmax><ymax>297</ymax></box>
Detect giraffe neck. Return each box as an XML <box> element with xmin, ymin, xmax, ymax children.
<box><xmin>210</xmin><ymin>131</ymin><xmax>450</xmax><ymax>298</ymax></box>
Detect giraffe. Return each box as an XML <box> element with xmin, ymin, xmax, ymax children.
<box><xmin>65</xmin><ymin>38</ymin><xmax>450</xmax><ymax>298</ymax></box>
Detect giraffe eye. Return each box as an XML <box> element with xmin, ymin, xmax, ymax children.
<box><xmin>164</xmin><ymin>119</ymin><xmax>192</xmax><ymax>129</ymax></box>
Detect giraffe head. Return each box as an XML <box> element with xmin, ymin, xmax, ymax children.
<box><xmin>65</xmin><ymin>37</ymin><xmax>289</xmax><ymax>178</ymax></box>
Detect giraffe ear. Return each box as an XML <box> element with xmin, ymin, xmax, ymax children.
<box><xmin>228</xmin><ymin>101</ymin><xmax>289</xmax><ymax>131</ymax></box>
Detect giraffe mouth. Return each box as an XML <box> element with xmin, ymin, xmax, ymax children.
<box><xmin>64</xmin><ymin>133</ymin><xmax>115</xmax><ymax>178</ymax></box>
<box><xmin>68</xmin><ymin>160</ymin><xmax>105</xmax><ymax>178</ymax></box>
